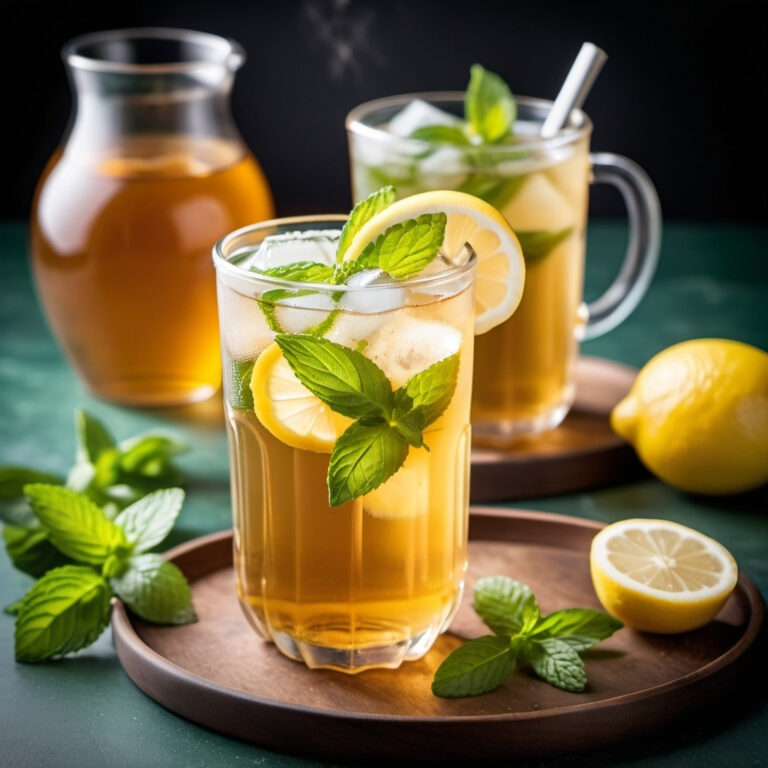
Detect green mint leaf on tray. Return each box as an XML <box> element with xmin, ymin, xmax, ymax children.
<box><xmin>516</xmin><ymin>228</ymin><xmax>574</xmax><ymax>263</ymax></box>
<box><xmin>24</xmin><ymin>484</ymin><xmax>129</xmax><ymax>565</ymax></box>
<box><xmin>253</xmin><ymin>260</ymin><xmax>335</xmax><ymax>283</ymax></box>
<box><xmin>527</xmin><ymin>637</ymin><xmax>588</xmax><ymax>692</ymax></box>
<box><xmin>530</xmin><ymin>608</ymin><xmax>624</xmax><ymax>651</ymax></box>
<box><xmin>0</xmin><ymin>467</ymin><xmax>64</xmax><ymax>527</ymax></box>
<box><xmin>465</xmin><ymin>64</ymin><xmax>516</xmax><ymax>143</ymax></box>
<box><xmin>4</xmin><ymin>598</ymin><xmax>24</xmax><ymax>616</ymax></box>
<box><xmin>74</xmin><ymin>409</ymin><xmax>116</xmax><ymax>464</ymax></box>
<box><xmin>110</xmin><ymin>553</ymin><xmax>196</xmax><ymax>625</ymax></box>
<box><xmin>431</xmin><ymin>635</ymin><xmax>517</xmax><ymax>698</ymax></box>
<box><xmin>2</xmin><ymin>525</ymin><xmax>71</xmax><ymax>578</ymax></box>
<box><xmin>276</xmin><ymin>334</ymin><xmax>394</xmax><ymax>421</ymax></box>
<box><xmin>473</xmin><ymin>575</ymin><xmax>539</xmax><ymax>636</ymax></box>
<box><xmin>337</xmin><ymin>185</ymin><xmax>396</xmax><ymax>261</ymax></box>
<box><xmin>14</xmin><ymin>565</ymin><xmax>112</xmax><ymax>663</ymax></box>
<box><xmin>410</xmin><ymin>125</ymin><xmax>471</xmax><ymax>146</ymax></box>
<box><xmin>327</xmin><ymin>422</ymin><xmax>409</xmax><ymax>507</ymax></box>
<box><xmin>433</xmin><ymin>576</ymin><xmax>622</xmax><ymax>698</ymax></box>
<box><xmin>114</xmin><ymin>488</ymin><xmax>185</xmax><ymax>554</ymax></box>
<box><xmin>229</xmin><ymin>359</ymin><xmax>256</xmax><ymax>410</ymax></box>
<box><xmin>358</xmin><ymin>213</ymin><xmax>446</xmax><ymax>279</ymax></box>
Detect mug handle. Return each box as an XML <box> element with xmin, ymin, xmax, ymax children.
<box><xmin>583</xmin><ymin>153</ymin><xmax>662</xmax><ymax>340</ymax></box>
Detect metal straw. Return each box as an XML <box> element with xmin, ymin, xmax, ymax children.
<box><xmin>540</xmin><ymin>43</ymin><xmax>608</xmax><ymax>138</ymax></box>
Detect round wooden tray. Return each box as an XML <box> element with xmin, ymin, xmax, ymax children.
<box><xmin>112</xmin><ymin>509</ymin><xmax>764</xmax><ymax>761</ymax></box>
<box><xmin>471</xmin><ymin>357</ymin><xmax>645</xmax><ymax>501</ymax></box>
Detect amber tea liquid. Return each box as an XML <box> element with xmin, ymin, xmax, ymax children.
<box><xmin>31</xmin><ymin>135</ymin><xmax>274</xmax><ymax>405</ymax></box>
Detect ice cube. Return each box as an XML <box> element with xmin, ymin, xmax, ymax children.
<box><xmin>248</xmin><ymin>230</ymin><xmax>341</xmax><ymax>271</ymax></box>
<box><xmin>365</xmin><ymin>315</ymin><xmax>462</xmax><ymax>388</ymax></box>
<box><xmin>388</xmin><ymin>99</ymin><xmax>462</xmax><ymax>138</ymax></box>
<box><xmin>500</xmin><ymin>172</ymin><xmax>576</xmax><ymax>231</ymax></box>
<box><xmin>363</xmin><ymin>450</ymin><xmax>429</xmax><ymax>519</ymax></box>
<box><xmin>217</xmin><ymin>283</ymin><xmax>274</xmax><ymax>359</ymax></box>
<box><xmin>328</xmin><ymin>269</ymin><xmax>406</xmax><ymax>347</ymax></box>
<box><xmin>274</xmin><ymin>291</ymin><xmax>336</xmax><ymax>335</ymax></box>
<box><xmin>416</xmin><ymin>146</ymin><xmax>468</xmax><ymax>189</ymax></box>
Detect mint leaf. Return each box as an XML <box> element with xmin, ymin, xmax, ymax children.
<box><xmin>254</xmin><ymin>261</ymin><xmax>335</xmax><ymax>283</ymax></box>
<box><xmin>24</xmin><ymin>484</ymin><xmax>128</xmax><ymax>565</ymax></box>
<box><xmin>229</xmin><ymin>358</ymin><xmax>256</xmax><ymax>410</ymax></box>
<box><xmin>0</xmin><ymin>467</ymin><xmax>63</xmax><ymax>526</ymax></box>
<box><xmin>517</xmin><ymin>228</ymin><xmax>573</xmax><ymax>263</ymax></box>
<box><xmin>276</xmin><ymin>334</ymin><xmax>393</xmax><ymax>421</ymax></box>
<box><xmin>74</xmin><ymin>409</ymin><xmax>115</xmax><ymax>464</ymax></box>
<box><xmin>465</xmin><ymin>64</ymin><xmax>516</xmax><ymax>143</ymax></box>
<box><xmin>114</xmin><ymin>488</ymin><xmax>184</xmax><ymax>554</ymax></box>
<box><xmin>531</xmin><ymin>608</ymin><xmax>623</xmax><ymax>651</ymax></box>
<box><xmin>526</xmin><ymin>637</ymin><xmax>587</xmax><ymax>692</ymax></box>
<box><xmin>337</xmin><ymin>185</ymin><xmax>396</xmax><ymax>261</ymax></box>
<box><xmin>2</xmin><ymin>525</ymin><xmax>71</xmax><ymax>577</ymax></box>
<box><xmin>410</xmin><ymin>125</ymin><xmax>470</xmax><ymax>146</ymax></box>
<box><xmin>432</xmin><ymin>635</ymin><xmax>516</xmax><ymax>698</ymax></box>
<box><xmin>5</xmin><ymin>599</ymin><xmax>24</xmax><ymax>616</ymax></box>
<box><xmin>458</xmin><ymin>173</ymin><xmax>525</xmax><ymax>209</ymax></box>
<box><xmin>327</xmin><ymin>422</ymin><xmax>408</xmax><ymax>507</ymax></box>
<box><xmin>400</xmin><ymin>353</ymin><xmax>460</xmax><ymax>428</ymax></box>
<box><xmin>119</xmin><ymin>435</ymin><xmax>186</xmax><ymax>476</ymax></box>
<box><xmin>389</xmin><ymin>403</ymin><xmax>426</xmax><ymax>448</ymax></box>
<box><xmin>358</xmin><ymin>213</ymin><xmax>446</xmax><ymax>279</ymax></box>
<box><xmin>474</xmin><ymin>576</ymin><xmax>539</xmax><ymax>636</ymax></box>
<box><xmin>15</xmin><ymin>565</ymin><xmax>111</xmax><ymax>662</ymax></box>
<box><xmin>111</xmin><ymin>554</ymin><xmax>196</xmax><ymax>624</ymax></box>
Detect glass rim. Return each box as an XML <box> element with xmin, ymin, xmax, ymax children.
<box><xmin>62</xmin><ymin>27</ymin><xmax>245</xmax><ymax>75</ymax></box>
<box><xmin>345</xmin><ymin>92</ymin><xmax>593</xmax><ymax>151</ymax></box>
<box><xmin>212</xmin><ymin>214</ymin><xmax>477</xmax><ymax>295</ymax></box>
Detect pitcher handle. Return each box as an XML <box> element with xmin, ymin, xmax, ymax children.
<box><xmin>584</xmin><ymin>153</ymin><xmax>662</xmax><ymax>340</ymax></box>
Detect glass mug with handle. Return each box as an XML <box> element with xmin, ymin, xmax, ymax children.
<box><xmin>347</xmin><ymin>91</ymin><xmax>661</xmax><ymax>439</ymax></box>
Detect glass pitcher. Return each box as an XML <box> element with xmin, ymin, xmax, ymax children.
<box><xmin>31</xmin><ymin>28</ymin><xmax>274</xmax><ymax>406</ymax></box>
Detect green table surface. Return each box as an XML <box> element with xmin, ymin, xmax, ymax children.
<box><xmin>1</xmin><ymin>219</ymin><xmax>766</xmax><ymax>768</ymax></box>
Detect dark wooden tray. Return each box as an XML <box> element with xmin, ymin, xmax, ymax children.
<box><xmin>471</xmin><ymin>357</ymin><xmax>645</xmax><ymax>501</ymax></box>
<box><xmin>112</xmin><ymin>509</ymin><xmax>764</xmax><ymax>760</ymax></box>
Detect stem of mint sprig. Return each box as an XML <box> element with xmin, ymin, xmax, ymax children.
<box><xmin>275</xmin><ymin>334</ymin><xmax>459</xmax><ymax>507</ymax></box>
<box><xmin>432</xmin><ymin>576</ymin><xmax>623</xmax><ymax>697</ymax></box>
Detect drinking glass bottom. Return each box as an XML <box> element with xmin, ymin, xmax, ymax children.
<box><xmin>472</xmin><ymin>384</ymin><xmax>576</xmax><ymax>446</ymax></box>
<box><xmin>84</xmin><ymin>378</ymin><xmax>219</xmax><ymax>407</ymax></box>
<box><xmin>264</xmin><ymin>588</ymin><xmax>464</xmax><ymax>674</ymax></box>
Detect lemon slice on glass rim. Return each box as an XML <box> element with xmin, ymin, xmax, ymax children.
<box><xmin>342</xmin><ymin>190</ymin><xmax>525</xmax><ymax>335</ymax></box>
<box><xmin>590</xmin><ymin>518</ymin><xmax>738</xmax><ymax>634</ymax></box>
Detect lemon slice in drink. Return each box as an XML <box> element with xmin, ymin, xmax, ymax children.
<box><xmin>251</xmin><ymin>342</ymin><xmax>351</xmax><ymax>452</ymax></box>
<box><xmin>590</xmin><ymin>519</ymin><xmax>738</xmax><ymax>634</ymax></box>
<box><xmin>343</xmin><ymin>190</ymin><xmax>525</xmax><ymax>335</ymax></box>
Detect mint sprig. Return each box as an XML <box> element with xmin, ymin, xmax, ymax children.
<box><xmin>337</xmin><ymin>185</ymin><xmax>397</xmax><ymax>260</ymax></box>
<box><xmin>465</xmin><ymin>64</ymin><xmax>516</xmax><ymax>143</ymax></box>
<box><xmin>12</xmin><ymin>484</ymin><xmax>196</xmax><ymax>662</ymax></box>
<box><xmin>432</xmin><ymin>576</ymin><xmax>623</xmax><ymax>697</ymax></box>
<box><xmin>275</xmin><ymin>334</ymin><xmax>460</xmax><ymax>507</ymax></box>
<box><xmin>247</xmin><ymin>187</ymin><xmax>448</xmax><ymax>343</ymax></box>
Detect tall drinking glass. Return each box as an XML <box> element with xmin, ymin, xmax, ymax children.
<box><xmin>31</xmin><ymin>28</ymin><xmax>274</xmax><ymax>406</ymax></box>
<box><xmin>347</xmin><ymin>94</ymin><xmax>660</xmax><ymax>440</ymax></box>
<box><xmin>213</xmin><ymin>217</ymin><xmax>476</xmax><ymax>672</ymax></box>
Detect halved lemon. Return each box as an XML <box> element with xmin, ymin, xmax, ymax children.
<box><xmin>343</xmin><ymin>190</ymin><xmax>525</xmax><ymax>335</ymax></box>
<box><xmin>590</xmin><ymin>519</ymin><xmax>738</xmax><ymax>634</ymax></box>
<box><xmin>251</xmin><ymin>342</ymin><xmax>351</xmax><ymax>452</ymax></box>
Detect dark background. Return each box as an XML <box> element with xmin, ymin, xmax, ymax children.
<box><xmin>3</xmin><ymin>0</ymin><xmax>766</xmax><ymax>221</ymax></box>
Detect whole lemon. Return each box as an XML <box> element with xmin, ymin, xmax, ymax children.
<box><xmin>612</xmin><ymin>339</ymin><xmax>768</xmax><ymax>495</ymax></box>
